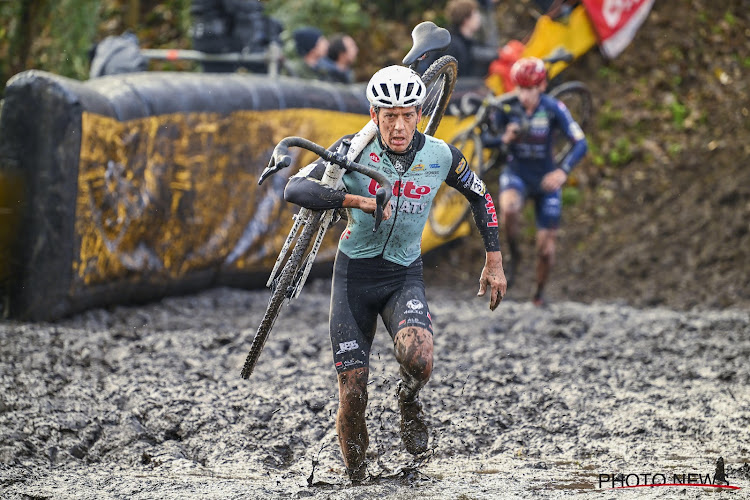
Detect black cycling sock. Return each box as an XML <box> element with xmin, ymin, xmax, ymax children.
<box><xmin>397</xmin><ymin>368</ymin><xmax>423</xmax><ymax>402</ymax></box>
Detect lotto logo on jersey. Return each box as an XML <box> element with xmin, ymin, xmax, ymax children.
<box><xmin>484</xmin><ymin>192</ymin><xmax>498</xmax><ymax>227</ymax></box>
<box><xmin>368</xmin><ymin>179</ymin><xmax>432</xmax><ymax>199</ymax></box>
<box><xmin>370</xmin><ymin>152</ymin><xmax>380</xmax><ymax>163</ymax></box>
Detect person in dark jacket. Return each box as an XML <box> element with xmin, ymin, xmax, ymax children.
<box><xmin>418</xmin><ymin>0</ymin><xmax>497</xmax><ymax>78</ymax></box>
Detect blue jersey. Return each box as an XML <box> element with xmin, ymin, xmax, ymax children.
<box><xmin>494</xmin><ymin>94</ymin><xmax>587</xmax><ymax>186</ymax></box>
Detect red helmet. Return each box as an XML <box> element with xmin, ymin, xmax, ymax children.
<box><xmin>510</xmin><ymin>57</ymin><xmax>546</xmax><ymax>87</ymax></box>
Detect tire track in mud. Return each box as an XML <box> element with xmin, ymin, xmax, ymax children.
<box><xmin>1</xmin><ymin>278</ymin><xmax>749</xmax><ymax>499</ymax></box>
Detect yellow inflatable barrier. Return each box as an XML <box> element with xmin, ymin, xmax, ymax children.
<box><xmin>0</xmin><ymin>70</ymin><xmax>468</xmax><ymax>320</ymax></box>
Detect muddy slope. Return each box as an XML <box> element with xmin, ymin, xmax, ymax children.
<box><xmin>442</xmin><ymin>1</ymin><xmax>750</xmax><ymax>311</ymax></box>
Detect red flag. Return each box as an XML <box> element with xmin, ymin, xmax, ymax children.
<box><xmin>581</xmin><ymin>0</ymin><xmax>655</xmax><ymax>58</ymax></box>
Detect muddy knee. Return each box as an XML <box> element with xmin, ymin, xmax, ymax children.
<box><xmin>394</xmin><ymin>327</ymin><xmax>433</xmax><ymax>397</ymax></box>
<box><xmin>500</xmin><ymin>190</ymin><xmax>522</xmax><ymax>230</ymax></box>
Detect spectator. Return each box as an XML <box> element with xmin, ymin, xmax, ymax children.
<box><xmin>418</xmin><ymin>0</ymin><xmax>497</xmax><ymax>78</ymax></box>
<box><xmin>476</xmin><ymin>0</ymin><xmax>501</xmax><ymax>47</ymax></box>
<box><xmin>288</xmin><ymin>26</ymin><xmax>332</xmax><ymax>80</ymax></box>
<box><xmin>189</xmin><ymin>0</ymin><xmax>282</xmax><ymax>73</ymax></box>
<box><xmin>533</xmin><ymin>0</ymin><xmax>580</xmax><ymax>18</ymax></box>
<box><xmin>323</xmin><ymin>33</ymin><xmax>359</xmax><ymax>83</ymax></box>
<box><xmin>445</xmin><ymin>0</ymin><xmax>498</xmax><ymax>77</ymax></box>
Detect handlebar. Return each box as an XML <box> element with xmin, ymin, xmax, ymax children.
<box><xmin>258</xmin><ymin>136</ymin><xmax>393</xmax><ymax>231</ymax></box>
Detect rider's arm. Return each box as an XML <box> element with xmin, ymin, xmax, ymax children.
<box><xmin>284</xmin><ymin>135</ymin><xmax>360</xmax><ymax>210</ymax></box>
<box><xmin>552</xmin><ymin>99</ymin><xmax>588</xmax><ymax>173</ymax></box>
<box><xmin>444</xmin><ymin>144</ymin><xmax>501</xmax><ymax>252</ymax></box>
<box><xmin>484</xmin><ymin>102</ymin><xmax>523</xmax><ymax>147</ymax></box>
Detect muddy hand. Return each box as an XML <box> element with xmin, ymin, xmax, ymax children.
<box><xmin>477</xmin><ymin>251</ymin><xmax>507</xmax><ymax>311</ymax></box>
<box><xmin>541</xmin><ymin>168</ymin><xmax>567</xmax><ymax>192</ymax></box>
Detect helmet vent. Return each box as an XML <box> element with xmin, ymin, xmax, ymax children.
<box><xmin>379</xmin><ymin>83</ymin><xmax>390</xmax><ymax>98</ymax></box>
<box><xmin>394</xmin><ymin>83</ymin><xmax>401</xmax><ymax>100</ymax></box>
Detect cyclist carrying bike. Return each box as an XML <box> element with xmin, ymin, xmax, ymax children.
<box><xmin>284</xmin><ymin>65</ymin><xmax>507</xmax><ymax>482</ymax></box>
<box><xmin>489</xmin><ymin>56</ymin><xmax>587</xmax><ymax>305</ymax></box>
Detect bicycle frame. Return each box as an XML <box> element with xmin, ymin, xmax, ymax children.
<box><xmin>261</xmin><ymin>125</ymin><xmax>380</xmax><ymax>296</ymax></box>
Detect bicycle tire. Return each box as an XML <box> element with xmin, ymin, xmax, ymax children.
<box><xmin>549</xmin><ymin>80</ymin><xmax>593</xmax><ymax>163</ymax></box>
<box><xmin>240</xmin><ymin>210</ymin><xmax>323</xmax><ymax>379</ymax></box>
<box><xmin>418</xmin><ymin>55</ymin><xmax>458</xmax><ymax>136</ymax></box>
<box><xmin>428</xmin><ymin>128</ymin><xmax>484</xmax><ymax>238</ymax></box>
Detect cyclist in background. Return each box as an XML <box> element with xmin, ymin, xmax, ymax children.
<box><xmin>490</xmin><ymin>56</ymin><xmax>587</xmax><ymax>306</ymax></box>
<box><xmin>284</xmin><ymin>66</ymin><xmax>507</xmax><ymax>482</ymax></box>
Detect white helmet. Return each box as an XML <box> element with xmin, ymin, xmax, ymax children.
<box><xmin>366</xmin><ymin>65</ymin><xmax>426</xmax><ymax>108</ymax></box>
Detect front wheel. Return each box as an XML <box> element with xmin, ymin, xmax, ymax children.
<box><xmin>428</xmin><ymin>128</ymin><xmax>484</xmax><ymax>238</ymax></box>
<box><xmin>418</xmin><ymin>55</ymin><xmax>458</xmax><ymax>137</ymax></box>
<box><xmin>240</xmin><ymin>210</ymin><xmax>323</xmax><ymax>379</ymax></box>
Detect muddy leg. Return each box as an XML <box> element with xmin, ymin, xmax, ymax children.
<box><xmin>500</xmin><ymin>189</ymin><xmax>523</xmax><ymax>288</ymax></box>
<box><xmin>534</xmin><ymin>228</ymin><xmax>556</xmax><ymax>305</ymax></box>
<box><xmin>394</xmin><ymin>326</ymin><xmax>433</xmax><ymax>454</ymax></box>
<box><xmin>336</xmin><ymin>367</ymin><xmax>369</xmax><ymax>481</ymax></box>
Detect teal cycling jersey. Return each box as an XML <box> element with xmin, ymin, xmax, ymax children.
<box><xmin>284</xmin><ymin>131</ymin><xmax>500</xmax><ymax>266</ymax></box>
<box><xmin>338</xmin><ymin>135</ymin><xmax>453</xmax><ymax>265</ymax></box>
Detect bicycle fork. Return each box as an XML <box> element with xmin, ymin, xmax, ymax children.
<box><xmin>265</xmin><ymin>140</ymin><xmax>352</xmax><ymax>297</ymax></box>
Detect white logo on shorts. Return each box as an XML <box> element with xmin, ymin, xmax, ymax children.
<box><xmin>336</xmin><ymin>340</ymin><xmax>359</xmax><ymax>354</ymax></box>
<box><xmin>406</xmin><ymin>299</ymin><xmax>423</xmax><ymax>311</ymax></box>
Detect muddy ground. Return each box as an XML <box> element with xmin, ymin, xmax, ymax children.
<box><xmin>1</xmin><ymin>275</ymin><xmax>749</xmax><ymax>499</ymax></box>
<box><xmin>2</xmin><ymin>2</ymin><xmax>750</xmax><ymax>499</ymax></box>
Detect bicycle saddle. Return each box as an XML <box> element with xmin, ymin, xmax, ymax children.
<box><xmin>402</xmin><ymin>22</ymin><xmax>451</xmax><ymax>67</ymax></box>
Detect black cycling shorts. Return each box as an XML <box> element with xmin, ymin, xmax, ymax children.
<box><xmin>330</xmin><ymin>251</ymin><xmax>433</xmax><ymax>374</ymax></box>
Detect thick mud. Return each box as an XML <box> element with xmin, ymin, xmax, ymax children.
<box><xmin>1</xmin><ymin>276</ymin><xmax>749</xmax><ymax>499</ymax></box>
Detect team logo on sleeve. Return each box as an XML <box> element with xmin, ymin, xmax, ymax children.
<box><xmin>569</xmin><ymin>122</ymin><xmax>585</xmax><ymax>141</ymax></box>
<box><xmin>454</xmin><ymin>158</ymin><xmax>467</xmax><ymax>175</ymax></box>
<box><xmin>470</xmin><ymin>177</ymin><xmax>486</xmax><ymax>196</ymax></box>
<box><xmin>370</xmin><ymin>152</ymin><xmax>380</xmax><ymax>163</ymax></box>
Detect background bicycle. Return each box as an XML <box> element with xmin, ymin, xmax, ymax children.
<box><xmin>428</xmin><ymin>49</ymin><xmax>592</xmax><ymax>238</ymax></box>
<box><xmin>240</xmin><ymin>22</ymin><xmax>458</xmax><ymax>379</ymax></box>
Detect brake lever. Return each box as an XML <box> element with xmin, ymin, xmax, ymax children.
<box><xmin>259</xmin><ymin>144</ymin><xmax>292</xmax><ymax>185</ymax></box>
<box><xmin>374</xmin><ymin>187</ymin><xmax>387</xmax><ymax>232</ymax></box>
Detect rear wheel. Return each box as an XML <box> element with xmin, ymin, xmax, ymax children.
<box><xmin>549</xmin><ymin>80</ymin><xmax>593</xmax><ymax>163</ymax></box>
<box><xmin>240</xmin><ymin>210</ymin><xmax>323</xmax><ymax>379</ymax></box>
<box><xmin>418</xmin><ymin>55</ymin><xmax>458</xmax><ymax>136</ymax></box>
<box><xmin>428</xmin><ymin>128</ymin><xmax>484</xmax><ymax>238</ymax></box>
